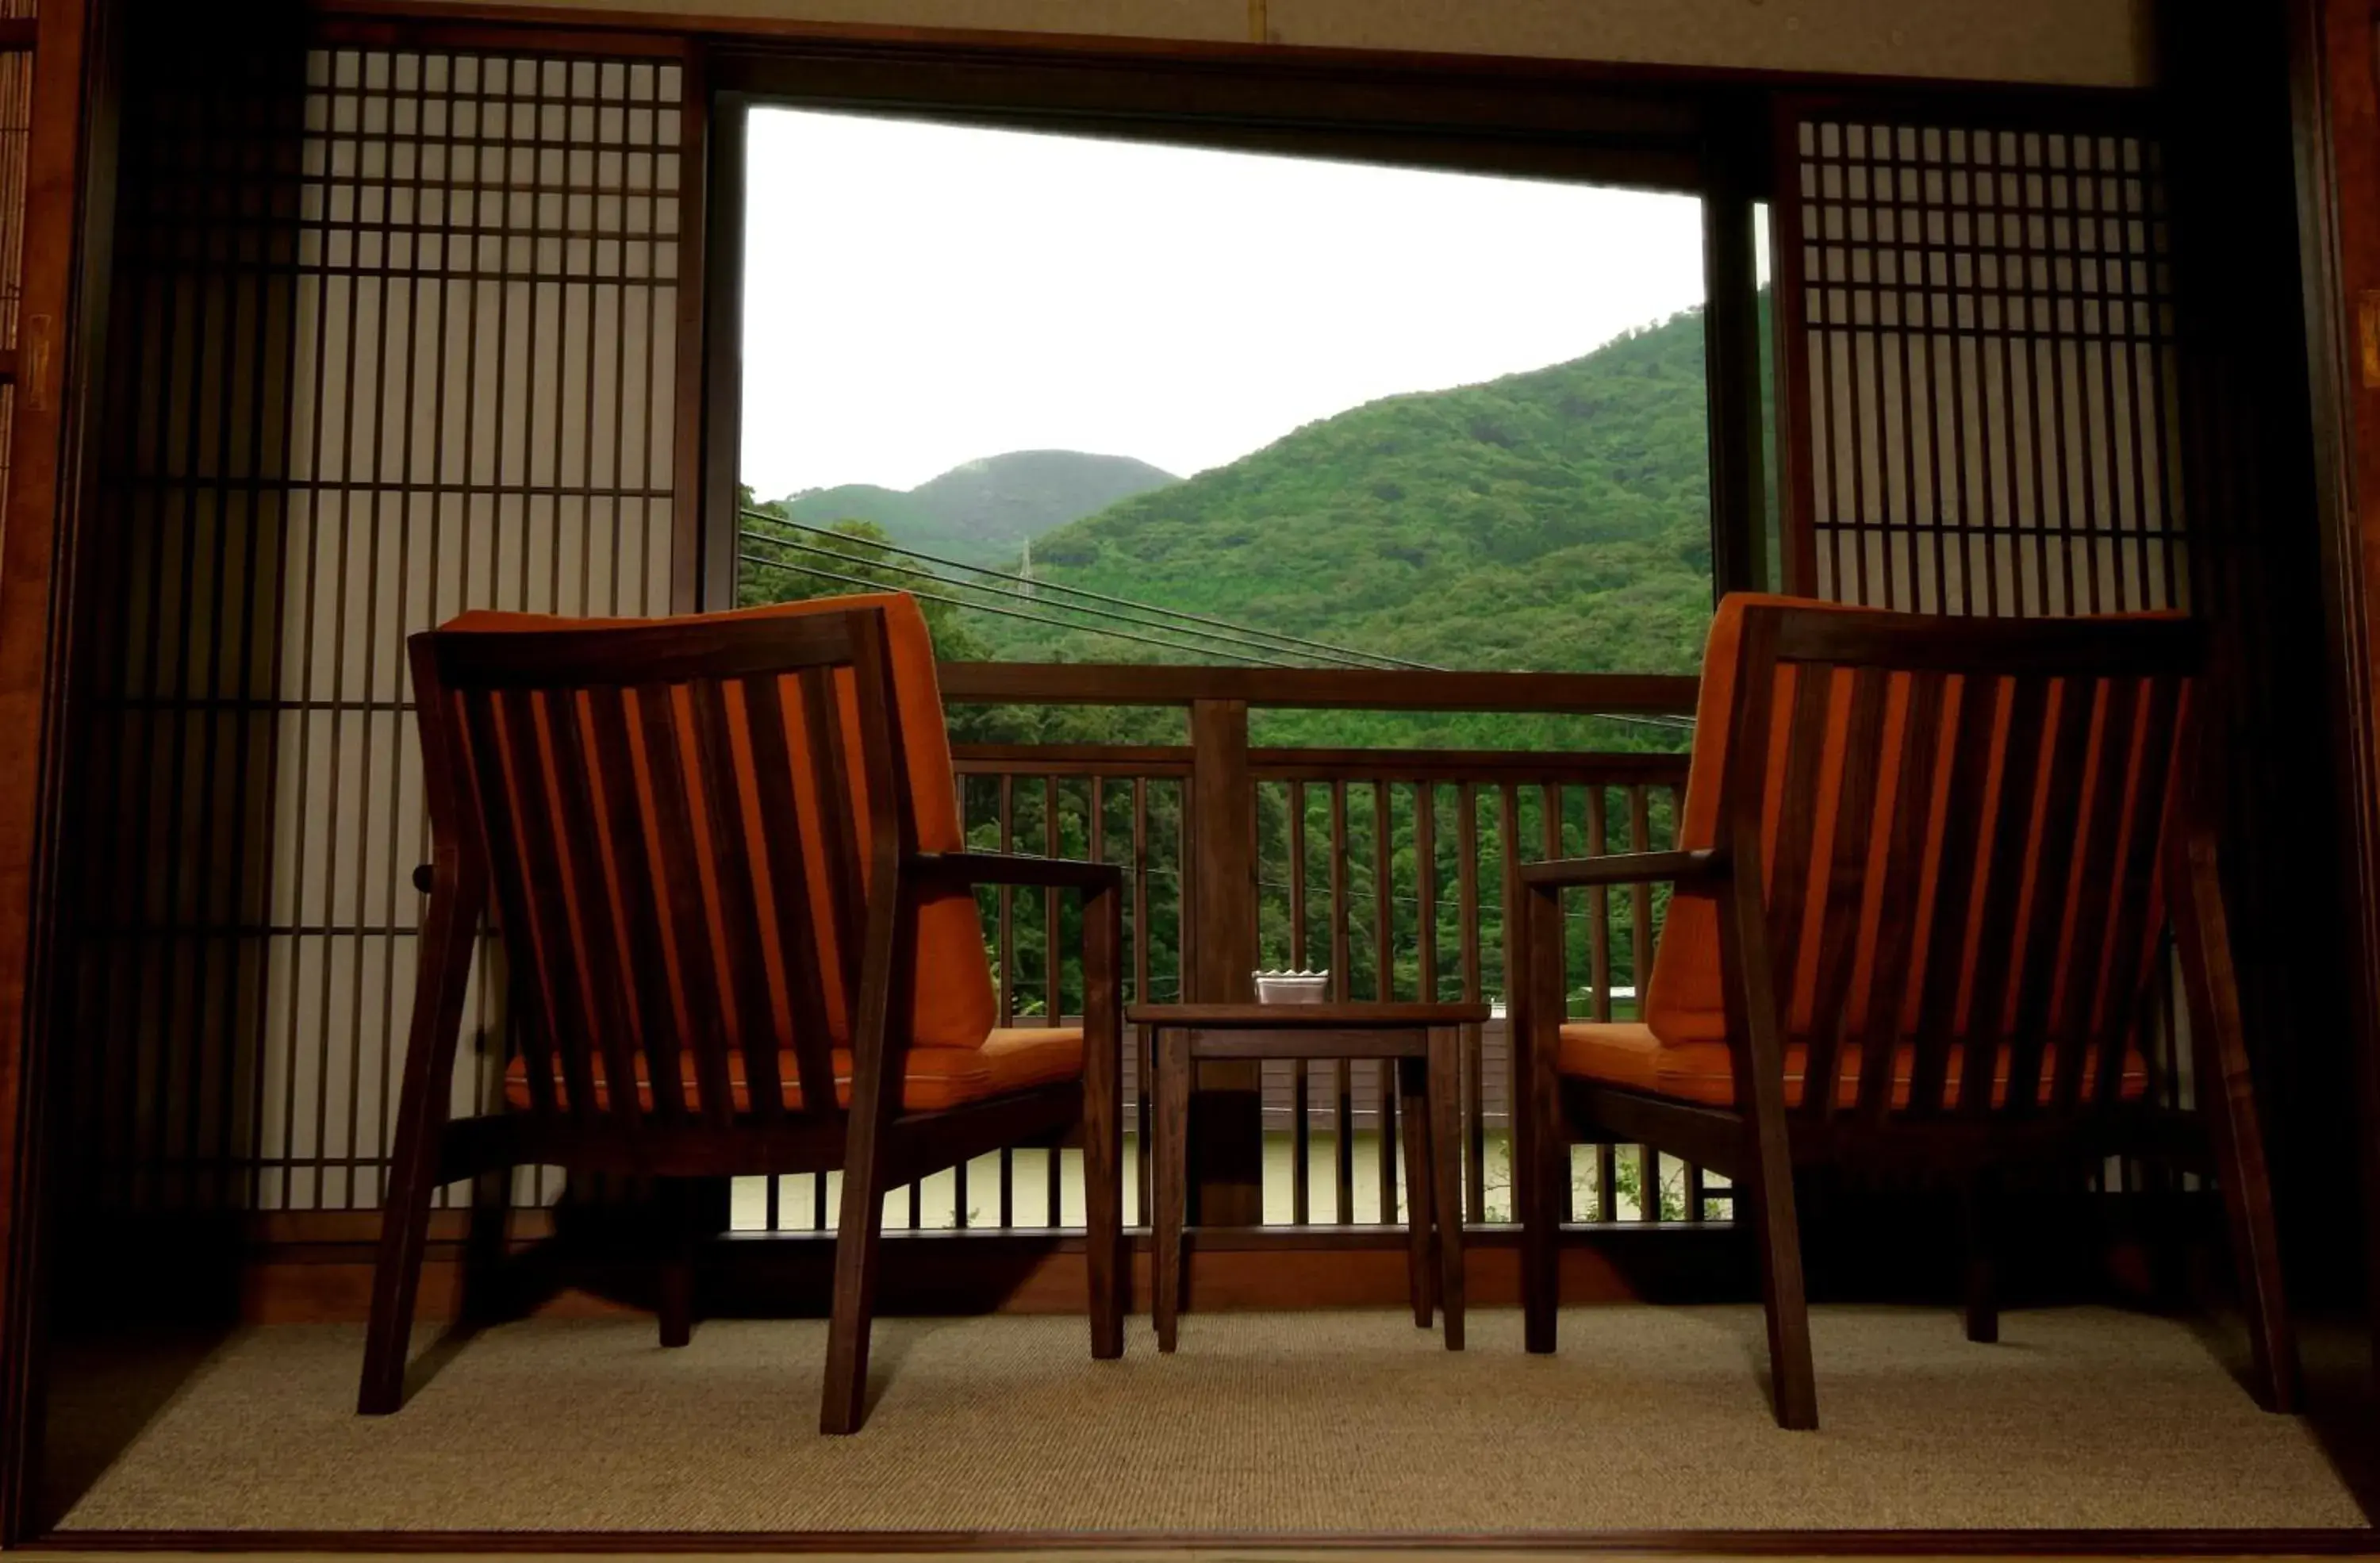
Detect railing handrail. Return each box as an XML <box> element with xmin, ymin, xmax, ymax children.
<box><xmin>950</xmin><ymin>742</ymin><xmax>1694</xmax><ymax>782</ymax></box>
<box><xmin>938</xmin><ymin>661</ymin><xmax>1700</xmax><ymax>716</ymax></box>
<box><xmin>1247</xmin><ymin>747</ymin><xmax>1691</xmax><ymax>782</ymax></box>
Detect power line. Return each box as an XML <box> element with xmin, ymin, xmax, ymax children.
<box><xmin>740</xmin><ymin>525</ymin><xmax>1368</xmax><ymax>670</ymax></box>
<box><xmin>734</xmin><ymin>553</ymin><xmax>1288</xmax><ymax>666</ymax></box>
<box><xmin>741</xmin><ymin>508</ymin><xmax>1429</xmax><ymax>670</ymax></box>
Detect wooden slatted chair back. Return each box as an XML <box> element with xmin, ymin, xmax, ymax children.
<box><xmin>409</xmin><ymin>605</ymin><xmax>912</xmax><ymax>1134</ymax></box>
<box><xmin>1719</xmin><ymin>601</ymin><xmax>2206</xmax><ymax>1123</ymax></box>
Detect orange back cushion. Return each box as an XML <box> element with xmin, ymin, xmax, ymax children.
<box><xmin>1644</xmin><ymin>594</ymin><xmax>1844</xmax><ymax>1046</ymax></box>
<box><xmin>440</xmin><ymin>593</ymin><xmax>997</xmax><ymax>1055</ymax></box>
<box><xmin>1643</xmin><ymin>595</ymin><xmax>2183</xmax><ymax>1060</ymax></box>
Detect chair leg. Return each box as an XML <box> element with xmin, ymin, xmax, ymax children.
<box><xmin>2213</xmin><ymin>1142</ymin><xmax>2297</xmax><ymax>1413</ymax></box>
<box><xmin>1962</xmin><ymin>1174</ymin><xmax>1998</xmax><ymax>1346</ymax></box>
<box><xmin>1429</xmin><ymin>1027</ymin><xmax>1467</xmax><ymax>1352</ymax></box>
<box><xmin>658</xmin><ymin>1180</ymin><xmax>697</xmax><ymax>1350</ymax></box>
<box><xmin>359</xmin><ymin>872</ymin><xmax>478</xmax><ymax>1416</ymax></box>
<box><xmin>2202</xmin><ymin>1068</ymin><xmax>2300</xmax><ymax>1411</ymax></box>
<box><xmin>1084</xmin><ymin>1054</ymin><xmax>1125</xmax><ymax>1361</ymax></box>
<box><xmin>1742</xmin><ymin>1137</ymin><xmax>1817</xmax><ymax>1430</ymax></box>
<box><xmin>2170</xmin><ymin>828</ymin><xmax>2300</xmax><ymax>1412</ymax></box>
<box><xmin>821</xmin><ymin>1119</ymin><xmax>895</xmax><ymax>1434</ymax></box>
<box><xmin>1152</xmin><ymin>1029</ymin><xmax>1187</xmax><ymax>1353</ymax></box>
<box><xmin>1518</xmin><ymin>1085</ymin><xmax>1564</xmax><ymax>1354</ymax></box>
<box><xmin>358</xmin><ymin>1102</ymin><xmax>444</xmax><ymax>1415</ymax></box>
<box><xmin>1714</xmin><ymin>843</ymin><xmax>1817</xmax><ymax>1430</ymax></box>
<box><xmin>1398</xmin><ymin>1055</ymin><xmax>1436</xmax><ymax>1328</ymax></box>
<box><xmin>455</xmin><ymin>1169</ymin><xmax>514</xmax><ymax>1327</ymax></box>
<box><xmin>1520</xmin><ymin>892</ymin><xmax>1568</xmax><ymax>1354</ymax></box>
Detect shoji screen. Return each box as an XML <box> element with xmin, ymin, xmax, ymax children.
<box><xmin>1766</xmin><ymin>94</ymin><xmax>2340</xmax><ymax>1215</ymax></box>
<box><xmin>1773</xmin><ymin>105</ymin><xmax>2188</xmax><ymax>615</ymax></box>
<box><xmin>65</xmin><ymin>23</ymin><xmax>701</xmax><ymax>1219</ymax></box>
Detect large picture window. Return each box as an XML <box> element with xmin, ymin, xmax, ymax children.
<box><xmin>735</xmin><ymin>106</ymin><xmax>1722</xmax><ymax>751</ymax></box>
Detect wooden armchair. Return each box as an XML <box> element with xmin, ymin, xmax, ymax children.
<box><xmin>359</xmin><ymin>593</ymin><xmax>1124</xmax><ymax>1434</ymax></box>
<box><xmin>1515</xmin><ymin>593</ymin><xmax>2297</xmax><ymax>1430</ymax></box>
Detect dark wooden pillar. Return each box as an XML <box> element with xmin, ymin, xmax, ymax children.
<box><xmin>0</xmin><ymin>0</ymin><xmax>106</xmax><ymax>1541</ymax></box>
<box><xmin>1702</xmin><ymin>92</ymin><xmax>1770</xmax><ymax>601</ymax></box>
<box><xmin>1186</xmin><ymin>698</ymin><xmax>1262</xmax><ymax>1226</ymax></box>
<box><xmin>2286</xmin><ymin>0</ymin><xmax>2380</xmax><ymax>1345</ymax></box>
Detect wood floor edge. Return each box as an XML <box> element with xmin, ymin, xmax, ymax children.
<box><xmin>20</xmin><ymin>1530</ymin><xmax>2380</xmax><ymax>1556</ymax></box>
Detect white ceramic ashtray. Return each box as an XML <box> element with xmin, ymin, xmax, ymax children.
<box><xmin>1253</xmin><ymin>970</ymin><xmax>1330</xmax><ymax>1004</ymax></box>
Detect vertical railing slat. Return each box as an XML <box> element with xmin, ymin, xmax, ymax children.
<box><xmin>1331</xmin><ymin>779</ymin><xmax>1353</xmax><ymax>1224</ymax></box>
<box><xmin>1288</xmin><ymin>778</ymin><xmax>1309</xmax><ymax>1227</ymax></box>
<box><xmin>1046</xmin><ymin>774</ymin><xmax>1063</xmax><ymax>1223</ymax></box>
<box><xmin>1373</xmin><ymin>779</ymin><xmax>1396</xmax><ymax>1223</ymax></box>
<box><xmin>1133</xmin><ymin>775</ymin><xmax>1151</xmax><ymax>1227</ymax></box>
<box><xmin>1457</xmin><ymin>782</ymin><xmax>1486</xmax><ymax>1224</ymax></box>
<box><xmin>1587</xmin><ymin>786</ymin><xmax>1611</xmax><ymax>1023</ymax></box>
<box><xmin>999</xmin><ymin>774</ymin><xmax>1015</xmax><ymax>1227</ymax></box>
<box><xmin>1497</xmin><ymin>782</ymin><xmax>1523</xmax><ymax>1224</ymax></box>
<box><xmin>1416</xmin><ymin>781</ymin><xmax>1438</xmax><ymax>1004</ymax></box>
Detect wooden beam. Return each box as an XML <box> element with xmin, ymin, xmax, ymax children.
<box><xmin>947</xmin><ymin>743</ymin><xmax>1694</xmax><ymax>783</ymax></box>
<box><xmin>940</xmin><ymin>662</ymin><xmax>1699</xmax><ymax>714</ymax></box>
<box><xmin>306</xmin><ymin>0</ymin><xmax>2164</xmax><ymax>107</ymax></box>
<box><xmin>205</xmin><ymin>1227</ymin><xmax>1755</xmax><ymax>1325</ymax></box>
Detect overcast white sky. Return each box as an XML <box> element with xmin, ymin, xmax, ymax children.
<box><xmin>740</xmin><ymin>108</ymin><xmax>1713</xmax><ymax>500</ymax></box>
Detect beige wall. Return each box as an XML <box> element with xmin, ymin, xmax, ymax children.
<box><xmin>433</xmin><ymin>0</ymin><xmax>2155</xmax><ymax>87</ymax></box>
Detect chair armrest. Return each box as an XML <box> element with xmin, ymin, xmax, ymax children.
<box><xmin>1518</xmin><ymin>848</ymin><xmax>1726</xmax><ymax>892</ymax></box>
<box><xmin>914</xmin><ymin>852</ymin><xmax>1127</xmax><ymax>1137</ymax></box>
<box><xmin>908</xmin><ymin>851</ymin><xmax>1124</xmax><ymax>897</ymax></box>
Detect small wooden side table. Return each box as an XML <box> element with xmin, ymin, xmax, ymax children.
<box><xmin>1130</xmin><ymin>1001</ymin><xmax>1490</xmax><ymax>1353</ymax></box>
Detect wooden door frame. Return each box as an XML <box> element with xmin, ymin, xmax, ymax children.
<box><xmin>0</xmin><ymin>0</ymin><xmax>110</xmax><ymax>1541</ymax></box>
<box><xmin>2287</xmin><ymin>0</ymin><xmax>2380</xmax><ymax>1365</ymax></box>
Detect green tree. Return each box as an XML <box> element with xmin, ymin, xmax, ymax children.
<box><xmin>737</xmin><ymin>489</ymin><xmax>991</xmax><ymax>662</ymax></box>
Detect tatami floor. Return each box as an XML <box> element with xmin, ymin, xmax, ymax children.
<box><xmin>41</xmin><ymin>1305</ymin><xmax>2368</xmax><ymax>1536</ymax></box>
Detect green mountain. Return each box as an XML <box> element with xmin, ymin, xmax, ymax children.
<box><xmin>977</xmin><ymin>309</ymin><xmax>1716</xmax><ymax>681</ymax></box>
<box><xmin>771</xmin><ymin>450</ymin><xmax>1178</xmax><ymax>565</ymax></box>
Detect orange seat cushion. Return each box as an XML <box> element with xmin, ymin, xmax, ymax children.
<box><xmin>505</xmin><ymin>1027</ymin><xmax>1084</xmax><ymax>1115</ymax></box>
<box><xmin>1556</xmin><ymin>1022</ymin><xmax>2149</xmax><ymax>1111</ymax></box>
<box><xmin>440</xmin><ymin>593</ymin><xmax>998</xmax><ymax>1067</ymax></box>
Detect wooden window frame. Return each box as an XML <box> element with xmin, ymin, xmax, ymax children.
<box><xmin>695</xmin><ymin>36</ymin><xmax>1771</xmax><ymax>617</ymax></box>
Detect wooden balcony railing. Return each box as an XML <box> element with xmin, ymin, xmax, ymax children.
<box><xmin>730</xmin><ymin>662</ymin><xmax>1725</xmax><ymax>1243</ymax></box>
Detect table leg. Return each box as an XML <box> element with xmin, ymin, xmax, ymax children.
<box><xmin>1153</xmin><ymin>1028</ymin><xmax>1188</xmax><ymax>1352</ymax></box>
<box><xmin>1397</xmin><ymin>1054</ymin><xmax>1435</xmax><ymax>1328</ymax></box>
<box><xmin>1430</xmin><ymin>1026</ymin><xmax>1467</xmax><ymax>1350</ymax></box>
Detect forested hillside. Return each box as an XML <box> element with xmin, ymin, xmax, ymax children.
<box><xmin>965</xmin><ymin>306</ymin><xmax>1716</xmax><ymax>750</ymax></box>
<box><xmin>974</xmin><ymin>307</ymin><xmax>1715</xmax><ymax>680</ymax></box>
<box><xmin>771</xmin><ymin>449</ymin><xmax>1177</xmax><ymax>566</ymax></box>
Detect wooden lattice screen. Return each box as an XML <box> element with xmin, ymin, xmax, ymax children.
<box><xmin>65</xmin><ymin>26</ymin><xmax>701</xmax><ymax>1216</ymax></box>
<box><xmin>1769</xmin><ymin>99</ymin><xmax>2206</xmax><ymax>1158</ymax></box>
<box><xmin>1774</xmin><ymin>106</ymin><xmax>2190</xmax><ymax>616</ymax></box>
